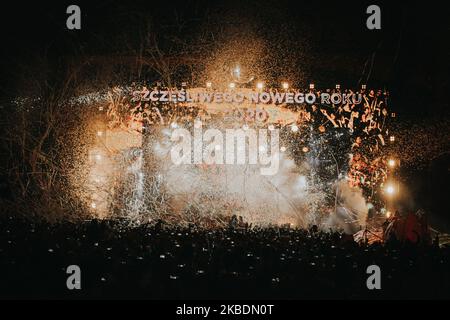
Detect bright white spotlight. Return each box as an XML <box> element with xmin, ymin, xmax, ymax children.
<box><xmin>385</xmin><ymin>184</ymin><xmax>396</xmax><ymax>195</ymax></box>
<box><xmin>389</xmin><ymin>135</ymin><xmax>395</xmax><ymax>142</ymax></box>
<box><xmin>256</xmin><ymin>82</ymin><xmax>264</xmax><ymax>90</ymax></box>
<box><xmin>282</xmin><ymin>82</ymin><xmax>289</xmax><ymax>89</ymax></box>
<box><xmin>233</xmin><ymin>66</ymin><xmax>241</xmax><ymax>78</ymax></box>
<box><xmin>388</xmin><ymin>159</ymin><xmax>396</xmax><ymax>167</ymax></box>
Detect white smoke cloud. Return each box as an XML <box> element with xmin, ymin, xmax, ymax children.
<box><xmin>324</xmin><ymin>180</ymin><xmax>368</xmax><ymax>234</ymax></box>
<box><xmin>150</xmin><ymin>126</ymin><xmax>329</xmax><ymax>227</ymax></box>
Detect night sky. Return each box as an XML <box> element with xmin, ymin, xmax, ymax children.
<box><xmin>1</xmin><ymin>0</ymin><xmax>449</xmax><ymax>118</ymax></box>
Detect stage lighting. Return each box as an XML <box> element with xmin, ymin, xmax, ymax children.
<box><xmin>282</xmin><ymin>82</ymin><xmax>289</xmax><ymax>89</ymax></box>
<box><xmin>233</xmin><ymin>66</ymin><xmax>241</xmax><ymax>79</ymax></box>
<box><xmin>389</xmin><ymin>135</ymin><xmax>395</xmax><ymax>142</ymax></box>
<box><xmin>385</xmin><ymin>184</ymin><xmax>396</xmax><ymax>195</ymax></box>
<box><xmin>388</xmin><ymin>159</ymin><xmax>396</xmax><ymax>167</ymax></box>
<box><xmin>309</xmin><ymin>83</ymin><xmax>314</xmax><ymax>89</ymax></box>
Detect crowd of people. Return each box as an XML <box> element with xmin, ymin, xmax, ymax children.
<box><xmin>1</xmin><ymin>214</ymin><xmax>449</xmax><ymax>299</ymax></box>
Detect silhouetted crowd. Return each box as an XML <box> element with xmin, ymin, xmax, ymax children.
<box><xmin>1</xmin><ymin>214</ymin><xmax>449</xmax><ymax>299</ymax></box>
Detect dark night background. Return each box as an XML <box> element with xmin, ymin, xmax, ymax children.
<box><xmin>0</xmin><ymin>0</ymin><xmax>449</xmax><ymax>228</ymax></box>
<box><xmin>0</xmin><ymin>0</ymin><xmax>448</xmax><ymax>112</ymax></box>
